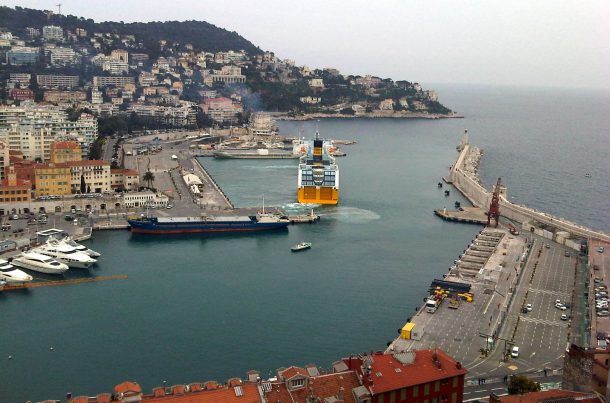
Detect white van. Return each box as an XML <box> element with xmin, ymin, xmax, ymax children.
<box><xmin>511</xmin><ymin>346</ymin><xmax>519</xmax><ymax>358</ymax></box>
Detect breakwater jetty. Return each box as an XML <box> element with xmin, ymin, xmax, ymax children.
<box><xmin>446</xmin><ymin>141</ymin><xmax>610</xmax><ymax>245</ymax></box>
<box><xmin>387</xmin><ymin>136</ymin><xmax>609</xmax><ymax>382</ymax></box>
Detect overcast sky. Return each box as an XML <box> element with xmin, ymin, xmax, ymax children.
<box><xmin>5</xmin><ymin>0</ymin><xmax>610</xmax><ymax>89</ymax></box>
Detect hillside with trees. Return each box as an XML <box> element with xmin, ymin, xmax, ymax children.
<box><xmin>0</xmin><ymin>6</ymin><xmax>262</xmax><ymax>56</ymax></box>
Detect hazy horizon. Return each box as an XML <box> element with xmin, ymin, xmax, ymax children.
<box><xmin>3</xmin><ymin>1</ymin><xmax>610</xmax><ymax>90</ymax></box>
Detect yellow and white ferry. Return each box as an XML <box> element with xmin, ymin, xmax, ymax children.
<box><xmin>296</xmin><ymin>131</ymin><xmax>339</xmax><ymax>205</ymax></box>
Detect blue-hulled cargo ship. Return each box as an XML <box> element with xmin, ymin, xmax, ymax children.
<box><xmin>127</xmin><ymin>211</ymin><xmax>290</xmax><ymax>234</ymax></box>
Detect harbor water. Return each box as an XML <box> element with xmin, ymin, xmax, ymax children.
<box><xmin>1</xmin><ymin>85</ymin><xmax>608</xmax><ymax>402</ymax></box>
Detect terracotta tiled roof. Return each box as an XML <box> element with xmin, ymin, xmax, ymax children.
<box><xmin>111</xmin><ymin>168</ymin><xmax>139</xmax><ymax>176</ymax></box>
<box><xmin>139</xmin><ymin>384</ymin><xmax>260</xmax><ymax>402</ymax></box>
<box><xmin>280</xmin><ymin>366</ymin><xmax>309</xmax><ymax>380</ymax></box>
<box><xmin>496</xmin><ymin>389</ymin><xmax>603</xmax><ymax>403</ymax></box>
<box><xmin>348</xmin><ymin>350</ymin><xmax>467</xmax><ymax>395</ymax></box>
<box><xmin>66</xmin><ymin>160</ymin><xmax>110</xmax><ymax>167</ymax></box>
<box><xmin>114</xmin><ymin>381</ymin><xmax>142</xmax><ymax>394</ymax></box>
<box><xmin>52</xmin><ymin>140</ymin><xmax>80</xmax><ymax>150</ymax></box>
<box><xmin>264</xmin><ymin>371</ymin><xmax>361</xmax><ymax>403</ymax></box>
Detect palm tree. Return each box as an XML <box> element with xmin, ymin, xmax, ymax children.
<box><xmin>143</xmin><ymin>171</ymin><xmax>155</xmax><ymax>189</ymax></box>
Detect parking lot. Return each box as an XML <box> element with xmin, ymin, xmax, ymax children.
<box><xmin>589</xmin><ymin>239</ymin><xmax>610</xmax><ymax>346</ymax></box>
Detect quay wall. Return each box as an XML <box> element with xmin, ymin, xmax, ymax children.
<box><xmin>191</xmin><ymin>157</ymin><xmax>234</xmax><ymax>209</ymax></box>
<box><xmin>448</xmin><ymin>145</ymin><xmax>610</xmax><ymax>244</ymax></box>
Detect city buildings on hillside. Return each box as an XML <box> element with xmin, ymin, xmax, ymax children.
<box><xmin>0</xmin><ymin>105</ymin><xmax>97</xmax><ymax>161</ymax></box>
<box><xmin>199</xmin><ymin>97</ymin><xmax>243</xmax><ymax>124</ymax></box>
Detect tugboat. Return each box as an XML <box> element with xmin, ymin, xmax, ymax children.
<box><xmin>291</xmin><ymin>242</ymin><xmax>312</xmax><ymax>252</ymax></box>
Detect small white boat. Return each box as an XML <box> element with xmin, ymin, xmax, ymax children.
<box><xmin>0</xmin><ymin>280</ymin><xmax>6</xmax><ymax>291</ymax></box>
<box><xmin>12</xmin><ymin>252</ymin><xmax>69</xmax><ymax>274</ymax></box>
<box><xmin>52</xmin><ymin>237</ymin><xmax>101</xmax><ymax>258</ymax></box>
<box><xmin>35</xmin><ymin>241</ymin><xmax>97</xmax><ymax>269</ymax></box>
<box><xmin>291</xmin><ymin>242</ymin><xmax>312</xmax><ymax>252</ymax></box>
<box><xmin>0</xmin><ymin>258</ymin><xmax>33</xmax><ymax>284</ymax></box>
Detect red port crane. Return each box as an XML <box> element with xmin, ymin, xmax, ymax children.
<box><xmin>487</xmin><ymin>177</ymin><xmax>502</xmax><ymax>227</ymax></box>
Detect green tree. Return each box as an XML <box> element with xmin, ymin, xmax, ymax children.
<box><xmin>508</xmin><ymin>375</ymin><xmax>541</xmax><ymax>395</ymax></box>
<box><xmin>143</xmin><ymin>171</ymin><xmax>155</xmax><ymax>189</ymax></box>
<box><xmin>80</xmin><ymin>174</ymin><xmax>87</xmax><ymax>194</ymax></box>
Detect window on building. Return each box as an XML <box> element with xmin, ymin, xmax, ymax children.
<box><xmin>389</xmin><ymin>391</ymin><xmax>395</xmax><ymax>403</ymax></box>
<box><xmin>424</xmin><ymin>383</ymin><xmax>429</xmax><ymax>395</ymax></box>
<box><xmin>432</xmin><ymin>398</ymin><xmax>438</xmax><ymax>403</ymax></box>
<box><xmin>434</xmin><ymin>381</ymin><xmax>440</xmax><ymax>392</ymax></box>
<box><xmin>451</xmin><ymin>392</ymin><xmax>457</xmax><ymax>403</ymax></box>
<box><xmin>291</xmin><ymin>378</ymin><xmax>305</xmax><ymax>388</ymax></box>
<box><xmin>413</xmin><ymin>386</ymin><xmax>419</xmax><ymax>398</ymax></box>
<box><xmin>377</xmin><ymin>395</ymin><xmax>384</xmax><ymax>403</ymax></box>
<box><xmin>400</xmin><ymin>388</ymin><xmax>406</xmax><ymax>400</ymax></box>
<box><xmin>452</xmin><ymin>377</ymin><xmax>458</xmax><ymax>388</ymax></box>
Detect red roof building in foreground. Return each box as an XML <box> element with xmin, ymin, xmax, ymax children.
<box><xmin>490</xmin><ymin>389</ymin><xmax>603</xmax><ymax>403</ymax></box>
<box><xmin>345</xmin><ymin>349</ymin><xmax>467</xmax><ymax>403</ymax></box>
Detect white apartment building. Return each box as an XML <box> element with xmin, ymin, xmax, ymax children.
<box><xmin>37</xmin><ymin>75</ymin><xmax>80</xmax><ymax>88</ymax></box>
<box><xmin>92</xmin><ymin>76</ymin><xmax>135</xmax><ymax>87</ymax></box>
<box><xmin>91</xmin><ymin>88</ymin><xmax>103</xmax><ymax>104</ymax></box>
<box><xmin>0</xmin><ymin>106</ymin><xmax>98</xmax><ymax>161</ymax></box>
<box><xmin>138</xmin><ymin>72</ymin><xmax>157</xmax><ymax>87</ymax></box>
<box><xmin>43</xmin><ymin>25</ymin><xmax>64</xmax><ymax>41</ymax></box>
<box><xmin>69</xmin><ymin>160</ymin><xmax>111</xmax><ymax>193</ymax></box>
<box><xmin>123</xmin><ymin>191</ymin><xmax>169</xmax><ymax>208</ymax></box>
<box><xmin>208</xmin><ymin>66</ymin><xmax>246</xmax><ymax>84</ymax></box>
<box><xmin>102</xmin><ymin>59</ymin><xmax>129</xmax><ymax>75</ymax></box>
<box><xmin>50</xmin><ymin>47</ymin><xmax>77</xmax><ymax>65</ymax></box>
<box><xmin>9</xmin><ymin>73</ymin><xmax>32</xmax><ymax>85</ymax></box>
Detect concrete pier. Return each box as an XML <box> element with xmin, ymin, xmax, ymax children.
<box><xmin>434</xmin><ymin>207</ymin><xmax>487</xmax><ymax>225</ymax></box>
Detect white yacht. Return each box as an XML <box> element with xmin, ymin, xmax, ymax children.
<box><xmin>36</xmin><ymin>241</ymin><xmax>97</xmax><ymax>269</ymax></box>
<box><xmin>0</xmin><ymin>258</ymin><xmax>33</xmax><ymax>284</ymax></box>
<box><xmin>52</xmin><ymin>237</ymin><xmax>101</xmax><ymax>258</ymax></box>
<box><xmin>12</xmin><ymin>252</ymin><xmax>69</xmax><ymax>274</ymax></box>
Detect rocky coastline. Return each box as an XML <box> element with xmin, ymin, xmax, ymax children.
<box><xmin>272</xmin><ymin>111</ymin><xmax>464</xmax><ymax>121</ymax></box>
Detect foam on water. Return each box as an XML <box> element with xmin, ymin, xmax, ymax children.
<box><xmin>243</xmin><ymin>165</ymin><xmax>297</xmax><ymax>170</ymax></box>
<box><xmin>318</xmin><ymin>207</ymin><xmax>381</xmax><ymax>223</ymax></box>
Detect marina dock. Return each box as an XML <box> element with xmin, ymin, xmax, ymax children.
<box><xmin>2</xmin><ymin>275</ymin><xmax>128</xmax><ymax>291</ymax></box>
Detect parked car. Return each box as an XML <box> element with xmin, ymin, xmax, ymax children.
<box><xmin>598</xmin><ymin>247</ymin><xmax>605</xmax><ymax>253</ymax></box>
<box><xmin>555</xmin><ymin>303</ymin><xmax>567</xmax><ymax>310</ymax></box>
<box><xmin>526</xmin><ymin>303</ymin><xmax>533</xmax><ymax>312</ymax></box>
<box><xmin>561</xmin><ymin>314</ymin><xmax>568</xmax><ymax>321</ymax></box>
<box><xmin>564</xmin><ymin>251</ymin><xmax>571</xmax><ymax>257</ymax></box>
<box><xmin>511</xmin><ymin>346</ymin><xmax>520</xmax><ymax>358</ymax></box>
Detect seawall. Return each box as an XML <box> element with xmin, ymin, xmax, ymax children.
<box><xmin>446</xmin><ymin>144</ymin><xmax>610</xmax><ymax>244</ymax></box>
